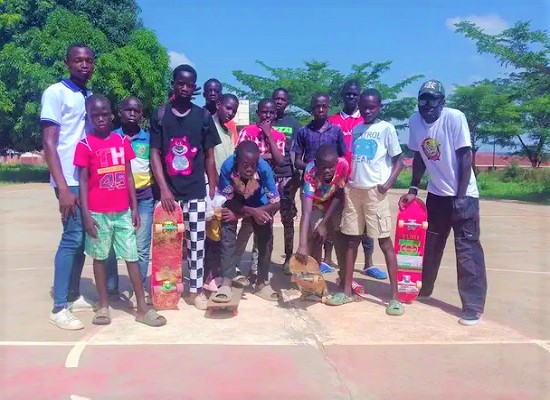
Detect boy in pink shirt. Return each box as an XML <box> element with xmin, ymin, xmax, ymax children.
<box><xmin>74</xmin><ymin>95</ymin><xmax>166</xmax><ymax>327</ymax></box>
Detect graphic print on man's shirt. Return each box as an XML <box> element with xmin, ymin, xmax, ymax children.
<box><xmin>421</xmin><ymin>138</ymin><xmax>441</xmax><ymax>161</ymax></box>
<box><xmin>166</xmin><ymin>136</ymin><xmax>198</xmax><ymax>176</ymax></box>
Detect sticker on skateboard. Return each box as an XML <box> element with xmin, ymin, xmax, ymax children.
<box><xmin>151</xmin><ymin>202</ymin><xmax>185</xmax><ymax>310</ymax></box>
<box><xmin>206</xmin><ymin>287</ymin><xmax>244</xmax><ymax>316</ymax></box>
<box><xmin>289</xmin><ymin>255</ymin><xmax>329</xmax><ymax>299</ymax></box>
<box><xmin>394</xmin><ymin>198</ymin><xmax>428</xmax><ymax>304</ymax></box>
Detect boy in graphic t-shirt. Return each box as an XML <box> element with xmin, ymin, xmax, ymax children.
<box><xmin>74</xmin><ymin>95</ymin><xmax>166</xmax><ymax>327</ymax></box>
<box><xmin>150</xmin><ymin>64</ymin><xmax>221</xmax><ymax>310</ymax></box>
<box><xmin>339</xmin><ymin>89</ymin><xmax>405</xmax><ymax>316</ymax></box>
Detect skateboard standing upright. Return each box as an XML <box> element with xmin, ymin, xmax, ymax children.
<box><xmin>151</xmin><ymin>202</ymin><xmax>185</xmax><ymax>310</ymax></box>
<box><xmin>394</xmin><ymin>198</ymin><xmax>428</xmax><ymax>304</ymax></box>
<box><xmin>288</xmin><ymin>255</ymin><xmax>329</xmax><ymax>300</ymax></box>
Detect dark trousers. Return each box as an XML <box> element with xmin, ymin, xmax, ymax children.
<box><xmin>220</xmin><ymin>217</ymin><xmax>273</xmax><ymax>284</ymax></box>
<box><xmin>423</xmin><ymin>193</ymin><xmax>487</xmax><ymax>313</ymax></box>
<box><xmin>278</xmin><ymin>174</ymin><xmax>300</xmax><ymax>259</ymax></box>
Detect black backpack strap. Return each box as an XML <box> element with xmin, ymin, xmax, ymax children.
<box><xmin>157</xmin><ymin>102</ymin><xmax>169</xmax><ymax>127</ymax></box>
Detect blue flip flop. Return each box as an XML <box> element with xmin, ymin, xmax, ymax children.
<box><xmin>319</xmin><ymin>262</ymin><xmax>335</xmax><ymax>274</ymax></box>
<box><xmin>362</xmin><ymin>266</ymin><xmax>388</xmax><ymax>280</ymax></box>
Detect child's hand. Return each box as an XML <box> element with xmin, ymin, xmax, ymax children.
<box><xmin>295</xmin><ymin>246</ymin><xmax>309</xmax><ymax>265</ymax></box>
<box><xmin>222</xmin><ymin>208</ymin><xmax>239</xmax><ymax>222</ymax></box>
<box><xmin>83</xmin><ymin>214</ymin><xmax>100</xmax><ymax>238</ymax></box>
<box><xmin>132</xmin><ymin>209</ymin><xmax>140</xmax><ymax>230</ymax></box>
<box><xmin>314</xmin><ymin>222</ymin><xmax>328</xmax><ymax>242</ymax></box>
<box><xmin>377</xmin><ymin>183</ymin><xmax>389</xmax><ymax>194</ymax></box>
<box><xmin>250</xmin><ymin>208</ymin><xmax>272</xmax><ymax>225</ymax></box>
<box><xmin>258</xmin><ymin>121</ymin><xmax>272</xmax><ymax>138</ymax></box>
<box><xmin>160</xmin><ymin>188</ymin><xmax>176</xmax><ymax>213</ymax></box>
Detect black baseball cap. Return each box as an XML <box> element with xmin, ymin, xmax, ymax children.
<box><xmin>418</xmin><ymin>80</ymin><xmax>445</xmax><ymax>97</ymax></box>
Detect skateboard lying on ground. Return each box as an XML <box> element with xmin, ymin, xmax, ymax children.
<box><xmin>289</xmin><ymin>255</ymin><xmax>329</xmax><ymax>300</ymax></box>
<box><xmin>206</xmin><ymin>286</ymin><xmax>244</xmax><ymax>316</ymax></box>
<box><xmin>151</xmin><ymin>202</ymin><xmax>185</xmax><ymax>310</ymax></box>
<box><xmin>394</xmin><ymin>198</ymin><xmax>428</xmax><ymax>304</ymax></box>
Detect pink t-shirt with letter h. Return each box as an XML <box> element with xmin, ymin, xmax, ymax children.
<box><xmin>74</xmin><ymin>133</ymin><xmax>136</xmax><ymax>213</ymax></box>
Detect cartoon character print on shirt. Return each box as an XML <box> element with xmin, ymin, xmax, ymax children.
<box><xmin>132</xmin><ymin>141</ymin><xmax>149</xmax><ymax>160</ymax></box>
<box><xmin>166</xmin><ymin>136</ymin><xmax>198</xmax><ymax>176</ymax></box>
<box><xmin>353</xmin><ymin>138</ymin><xmax>378</xmax><ymax>163</ymax></box>
<box><xmin>421</xmin><ymin>138</ymin><xmax>440</xmax><ymax>161</ymax></box>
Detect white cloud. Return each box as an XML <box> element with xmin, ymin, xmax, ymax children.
<box><xmin>445</xmin><ymin>14</ymin><xmax>509</xmax><ymax>34</ymax></box>
<box><xmin>168</xmin><ymin>51</ymin><xmax>194</xmax><ymax>69</ymax></box>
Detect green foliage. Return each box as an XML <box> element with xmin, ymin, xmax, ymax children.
<box><xmin>0</xmin><ymin>163</ymin><xmax>49</xmax><ymax>184</ymax></box>
<box><xmin>227</xmin><ymin>60</ymin><xmax>422</xmax><ymax>129</ymax></box>
<box><xmin>454</xmin><ymin>20</ymin><xmax>550</xmax><ymax>166</ymax></box>
<box><xmin>0</xmin><ymin>2</ymin><xmax>169</xmax><ymax>151</ymax></box>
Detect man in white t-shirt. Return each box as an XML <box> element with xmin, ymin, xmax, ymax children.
<box><xmin>400</xmin><ymin>80</ymin><xmax>487</xmax><ymax>326</ymax></box>
<box><xmin>41</xmin><ymin>43</ymin><xmax>96</xmax><ymax>330</ymax></box>
<box><xmin>340</xmin><ymin>89</ymin><xmax>405</xmax><ymax>316</ymax></box>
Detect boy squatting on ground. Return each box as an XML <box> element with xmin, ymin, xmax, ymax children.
<box><xmin>42</xmin><ymin>43</ymin><xmax>95</xmax><ymax>330</ymax></box>
<box><xmin>232</xmin><ymin>99</ymin><xmax>286</xmax><ymax>285</ymax></box>
<box><xmin>74</xmin><ymin>94</ymin><xmax>166</xmax><ymax>327</ymax></box>
<box><xmin>150</xmin><ymin>64</ymin><xmax>221</xmax><ymax>310</ymax></box>
<box><xmin>295</xmin><ymin>145</ymin><xmax>351</xmax><ymax>306</ymax></box>
<box><xmin>212</xmin><ymin>141</ymin><xmax>281</xmax><ymax>303</ymax></box>
<box><xmin>340</xmin><ymin>89</ymin><xmax>405</xmax><ymax>316</ymax></box>
<box><xmin>104</xmin><ymin>97</ymin><xmax>155</xmax><ymax>301</ymax></box>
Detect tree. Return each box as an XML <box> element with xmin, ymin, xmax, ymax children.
<box><xmin>447</xmin><ymin>82</ymin><xmax>521</xmax><ymax>168</ymax></box>
<box><xmin>454</xmin><ymin>20</ymin><xmax>550</xmax><ymax>166</ymax></box>
<box><xmin>226</xmin><ymin>60</ymin><xmax>422</xmax><ymax>129</ymax></box>
<box><xmin>0</xmin><ymin>3</ymin><xmax>169</xmax><ymax>151</ymax></box>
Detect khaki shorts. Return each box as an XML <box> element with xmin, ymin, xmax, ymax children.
<box><xmin>340</xmin><ymin>186</ymin><xmax>392</xmax><ymax>238</ymax></box>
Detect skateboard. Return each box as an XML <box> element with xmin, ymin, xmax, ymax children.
<box><xmin>394</xmin><ymin>198</ymin><xmax>428</xmax><ymax>304</ymax></box>
<box><xmin>206</xmin><ymin>287</ymin><xmax>244</xmax><ymax>316</ymax></box>
<box><xmin>151</xmin><ymin>202</ymin><xmax>185</xmax><ymax>310</ymax></box>
<box><xmin>289</xmin><ymin>255</ymin><xmax>329</xmax><ymax>299</ymax></box>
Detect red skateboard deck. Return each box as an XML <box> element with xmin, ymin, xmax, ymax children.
<box><xmin>394</xmin><ymin>198</ymin><xmax>428</xmax><ymax>304</ymax></box>
<box><xmin>151</xmin><ymin>202</ymin><xmax>185</xmax><ymax>310</ymax></box>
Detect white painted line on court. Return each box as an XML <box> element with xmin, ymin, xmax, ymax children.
<box><xmin>65</xmin><ymin>341</ymin><xmax>87</xmax><ymax>368</ymax></box>
<box><xmin>0</xmin><ymin>339</ymin><xmax>546</xmax><ymax>347</ymax></box>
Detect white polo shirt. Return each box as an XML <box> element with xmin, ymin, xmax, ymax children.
<box><xmin>408</xmin><ymin>107</ymin><xmax>479</xmax><ymax>197</ymax></box>
<box><xmin>40</xmin><ymin>78</ymin><xmax>92</xmax><ymax>187</ymax></box>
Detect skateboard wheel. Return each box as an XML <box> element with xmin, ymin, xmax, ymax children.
<box><xmin>416</xmin><ymin>281</ymin><xmax>422</xmax><ymax>289</ymax></box>
<box><xmin>153</xmin><ymin>286</ymin><xmax>161</xmax><ymax>295</ymax></box>
<box><xmin>398</xmin><ymin>220</ymin><xmax>404</xmax><ymax>228</ymax></box>
<box><xmin>421</xmin><ymin>221</ymin><xmax>428</xmax><ymax>230</ymax></box>
<box><xmin>176</xmin><ymin>283</ymin><xmax>184</xmax><ymax>292</ymax></box>
<box><xmin>154</xmin><ymin>223</ymin><xmax>163</xmax><ymax>233</ymax></box>
<box><xmin>177</xmin><ymin>223</ymin><xmax>185</xmax><ymax>233</ymax></box>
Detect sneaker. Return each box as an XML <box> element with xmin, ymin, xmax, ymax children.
<box><xmin>49</xmin><ymin>308</ymin><xmax>84</xmax><ymax>330</ymax></box>
<box><xmin>362</xmin><ymin>266</ymin><xmax>388</xmax><ymax>280</ymax></box>
<box><xmin>459</xmin><ymin>311</ymin><xmax>482</xmax><ymax>326</ymax></box>
<box><xmin>69</xmin><ymin>295</ymin><xmax>95</xmax><ymax>312</ymax></box>
<box><xmin>193</xmin><ymin>292</ymin><xmax>208</xmax><ymax>310</ymax></box>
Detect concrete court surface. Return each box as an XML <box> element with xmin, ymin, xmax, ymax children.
<box><xmin>0</xmin><ymin>183</ymin><xmax>549</xmax><ymax>400</ymax></box>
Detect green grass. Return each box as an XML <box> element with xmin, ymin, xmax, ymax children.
<box><xmin>395</xmin><ymin>166</ymin><xmax>550</xmax><ymax>204</ymax></box>
<box><xmin>0</xmin><ymin>164</ymin><xmax>49</xmax><ymax>184</ymax></box>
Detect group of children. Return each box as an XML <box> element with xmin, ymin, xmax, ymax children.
<box><xmin>43</xmin><ymin>43</ymin><xmax>406</xmax><ymax>331</ymax></box>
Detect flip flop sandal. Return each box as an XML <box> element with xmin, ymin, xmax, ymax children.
<box><xmin>92</xmin><ymin>307</ymin><xmax>111</xmax><ymax>325</ymax></box>
<box><xmin>232</xmin><ymin>275</ymin><xmax>250</xmax><ymax>288</ymax></box>
<box><xmin>386</xmin><ymin>299</ymin><xmax>404</xmax><ymax>316</ymax></box>
<box><xmin>254</xmin><ymin>284</ymin><xmax>279</xmax><ymax>301</ymax></box>
<box><xmin>211</xmin><ymin>285</ymin><xmax>232</xmax><ymax>303</ymax></box>
<box><xmin>135</xmin><ymin>309</ymin><xmax>167</xmax><ymax>327</ymax></box>
<box><xmin>321</xmin><ymin>292</ymin><xmax>354</xmax><ymax>306</ymax></box>
<box><xmin>362</xmin><ymin>267</ymin><xmax>388</xmax><ymax>280</ymax></box>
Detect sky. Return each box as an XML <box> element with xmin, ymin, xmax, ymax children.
<box><xmin>137</xmin><ymin>0</ymin><xmax>549</xmax><ymax>150</ymax></box>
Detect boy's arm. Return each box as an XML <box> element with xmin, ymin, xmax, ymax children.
<box><xmin>379</xmin><ymin>153</ymin><xmax>404</xmax><ymax>194</ymax></box>
<box><xmin>149</xmin><ymin>110</ymin><xmax>176</xmax><ymax>212</ymax></box>
<box><xmin>126</xmin><ymin>161</ymin><xmax>140</xmax><ymax>229</ymax></box>
<box><xmin>79</xmin><ymin>167</ymin><xmax>99</xmax><ymax>238</ymax></box>
<box><xmin>320</xmin><ymin>188</ymin><xmax>343</xmax><ymax>226</ymax></box>
<box><xmin>399</xmin><ymin>151</ymin><xmax>426</xmax><ymax>208</ymax></box>
<box><xmin>205</xmin><ymin>148</ymin><xmax>218</xmax><ymax>199</ymax></box>
<box><xmin>43</xmin><ymin>122</ymin><xmax>78</xmax><ymax>221</ymax></box>
<box><xmin>295</xmin><ymin>195</ymin><xmax>313</xmax><ymax>264</ymax></box>
<box><xmin>292</xmin><ymin>131</ymin><xmax>307</xmax><ymax>170</ymax></box>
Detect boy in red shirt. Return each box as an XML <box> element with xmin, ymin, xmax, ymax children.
<box><xmin>74</xmin><ymin>95</ymin><xmax>166</xmax><ymax>327</ymax></box>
